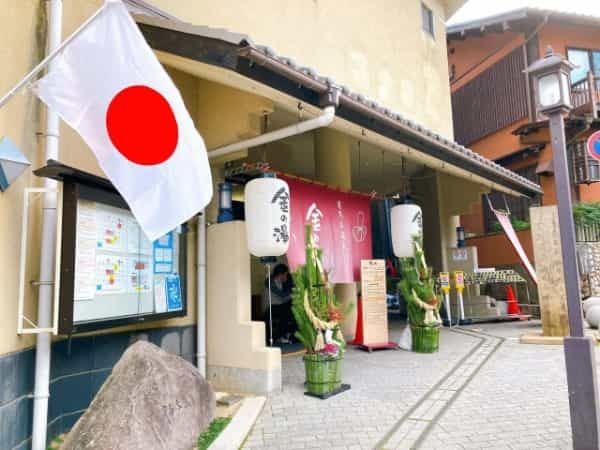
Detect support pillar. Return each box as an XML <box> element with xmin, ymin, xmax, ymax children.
<box><xmin>314</xmin><ymin>128</ymin><xmax>358</xmax><ymax>341</ymax></box>
<box><xmin>435</xmin><ymin>173</ymin><xmax>488</xmax><ymax>271</ymax></box>
<box><xmin>530</xmin><ymin>206</ymin><xmax>570</xmax><ymax>337</ymax></box>
<box><xmin>315</xmin><ymin>128</ymin><xmax>352</xmax><ymax>188</ymax></box>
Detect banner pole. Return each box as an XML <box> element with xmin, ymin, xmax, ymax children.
<box><xmin>0</xmin><ymin>2</ymin><xmax>107</xmax><ymax>110</ymax></box>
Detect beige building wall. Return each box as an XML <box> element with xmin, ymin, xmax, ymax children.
<box><xmin>0</xmin><ymin>0</ymin><xmax>461</xmax><ymax>357</ymax></box>
<box><xmin>61</xmin><ymin>0</ymin><xmax>457</xmax><ymax>139</ymax></box>
<box><xmin>147</xmin><ymin>0</ymin><xmax>456</xmax><ymax>139</ymax></box>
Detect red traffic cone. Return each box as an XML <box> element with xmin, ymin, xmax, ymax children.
<box><xmin>506</xmin><ymin>285</ymin><xmax>521</xmax><ymax>315</ymax></box>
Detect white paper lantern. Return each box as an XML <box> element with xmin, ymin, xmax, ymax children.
<box><xmin>391</xmin><ymin>203</ymin><xmax>423</xmax><ymax>258</ymax></box>
<box><xmin>244</xmin><ymin>176</ymin><xmax>290</xmax><ymax>257</ymax></box>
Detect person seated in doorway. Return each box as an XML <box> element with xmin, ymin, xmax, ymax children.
<box><xmin>263</xmin><ymin>263</ymin><xmax>296</xmax><ymax>345</ymax></box>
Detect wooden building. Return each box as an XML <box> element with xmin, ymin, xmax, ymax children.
<box><xmin>447</xmin><ymin>7</ymin><xmax>600</xmax><ymax>269</ymax></box>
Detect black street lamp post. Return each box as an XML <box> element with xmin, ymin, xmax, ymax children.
<box><xmin>525</xmin><ymin>47</ymin><xmax>600</xmax><ymax>450</ymax></box>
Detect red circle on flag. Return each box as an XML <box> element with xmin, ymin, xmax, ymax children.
<box><xmin>106</xmin><ymin>85</ymin><xmax>178</xmax><ymax>165</ymax></box>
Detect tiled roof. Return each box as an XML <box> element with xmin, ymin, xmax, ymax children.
<box><xmin>135</xmin><ymin>14</ymin><xmax>542</xmax><ymax>196</ymax></box>
<box><xmin>245</xmin><ymin>43</ymin><xmax>541</xmax><ymax>195</ymax></box>
<box><xmin>447</xmin><ymin>6</ymin><xmax>600</xmax><ymax>36</ymax></box>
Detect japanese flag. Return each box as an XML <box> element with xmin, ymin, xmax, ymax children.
<box><xmin>33</xmin><ymin>0</ymin><xmax>212</xmax><ymax>241</ymax></box>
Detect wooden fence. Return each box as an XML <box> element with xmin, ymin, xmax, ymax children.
<box><xmin>576</xmin><ymin>223</ymin><xmax>600</xmax><ymax>242</ymax></box>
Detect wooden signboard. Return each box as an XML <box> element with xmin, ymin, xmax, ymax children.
<box><xmin>360</xmin><ymin>259</ymin><xmax>388</xmax><ymax>345</ymax></box>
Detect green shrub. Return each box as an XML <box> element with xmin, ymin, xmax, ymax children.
<box><xmin>489</xmin><ymin>218</ymin><xmax>530</xmax><ymax>233</ymax></box>
<box><xmin>573</xmin><ymin>202</ymin><xmax>600</xmax><ymax>226</ymax></box>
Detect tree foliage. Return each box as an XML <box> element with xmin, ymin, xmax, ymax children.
<box><xmin>573</xmin><ymin>202</ymin><xmax>600</xmax><ymax>226</ymax></box>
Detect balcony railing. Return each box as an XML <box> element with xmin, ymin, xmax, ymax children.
<box><xmin>571</xmin><ymin>72</ymin><xmax>600</xmax><ymax>118</ymax></box>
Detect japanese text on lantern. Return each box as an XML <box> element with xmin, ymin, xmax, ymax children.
<box><xmin>271</xmin><ymin>186</ymin><xmax>290</xmax><ymax>244</ymax></box>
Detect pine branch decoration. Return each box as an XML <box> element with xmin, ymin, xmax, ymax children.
<box><xmin>291</xmin><ymin>224</ymin><xmax>346</xmax><ymax>356</ymax></box>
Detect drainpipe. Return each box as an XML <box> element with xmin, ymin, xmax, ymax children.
<box><xmin>208</xmin><ymin>105</ymin><xmax>335</xmax><ymax>159</ymax></box>
<box><xmin>32</xmin><ymin>1</ymin><xmax>62</xmax><ymax>449</ymax></box>
<box><xmin>197</xmin><ymin>211</ymin><xmax>207</xmax><ymax>377</ymax></box>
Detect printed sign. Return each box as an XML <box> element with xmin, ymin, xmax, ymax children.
<box><xmin>587</xmin><ymin>130</ymin><xmax>600</xmax><ymax>162</ymax></box>
<box><xmin>153</xmin><ymin>231</ymin><xmax>174</xmax><ymax>274</ymax></box>
<box><xmin>452</xmin><ymin>248</ymin><xmax>468</xmax><ymax>261</ymax></box>
<box><xmin>454</xmin><ymin>271</ymin><xmax>465</xmax><ymax>290</ymax></box>
<box><xmin>72</xmin><ymin>200</ymin><xmax>181</xmax><ymax>325</ymax></box>
<box><xmin>440</xmin><ymin>272</ymin><xmax>450</xmax><ymax>293</ymax></box>
<box><xmin>166</xmin><ymin>274</ymin><xmax>183</xmax><ymax>311</ymax></box>
<box><xmin>360</xmin><ymin>260</ymin><xmax>388</xmax><ymax>345</ymax></box>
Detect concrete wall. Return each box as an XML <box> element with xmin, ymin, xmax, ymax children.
<box><xmin>466</xmin><ymin>230</ymin><xmax>534</xmax><ymax>268</ymax></box>
<box><xmin>206</xmin><ymin>221</ymin><xmax>281</xmax><ymax>394</ymax></box>
<box><xmin>150</xmin><ymin>0</ymin><xmax>457</xmax><ymax>139</ymax></box>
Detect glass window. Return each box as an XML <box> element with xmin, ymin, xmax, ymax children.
<box><xmin>567</xmin><ymin>49</ymin><xmax>591</xmax><ymax>84</ymax></box>
<box><xmin>592</xmin><ymin>51</ymin><xmax>600</xmax><ymax>76</ymax></box>
<box><xmin>72</xmin><ymin>199</ymin><xmax>183</xmax><ymax>326</ymax></box>
<box><xmin>538</xmin><ymin>73</ymin><xmax>561</xmax><ymax>107</ymax></box>
<box><xmin>422</xmin><ymin>3</ymin><xmax>434</xmax><ymax>37</ymax></box>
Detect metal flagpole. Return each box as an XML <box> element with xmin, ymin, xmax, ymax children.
<box><xmin>0</xmin><ymin>2</ymin><xmax>107</xmax><ymax>110</ymax></box>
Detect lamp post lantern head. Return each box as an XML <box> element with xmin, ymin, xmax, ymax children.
<box><xmin>525</xmin><ymin>46</ymin><xmax>576</xmax><ymax>116</ymax></box>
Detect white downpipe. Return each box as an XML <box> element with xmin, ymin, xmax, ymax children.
<box><xmin>196</xmin><ymin>211</ymin><xmax>207</xmax><ymax>378</ymax></box>
<box><xmin>32</xmin><ymin>0</ymin><xmax>62</xmax><ymax>449</ymax></box>
<box><xmin>208</xmin><ymin>105</ymin><xmax>335</xmax><ymax>159</ymax></box>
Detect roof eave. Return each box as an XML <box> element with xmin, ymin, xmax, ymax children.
<box><xmin>136</xmin><ymin>19</ymin><xmax>541</xmax><ymax>198</ymax></box>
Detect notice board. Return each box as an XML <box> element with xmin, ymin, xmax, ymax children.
<box><xmin>59</xmin><ymin>181</ymin><xmax>186</xmax><ymax>334</ymax></box>
<box><xmin>360</xmin><ymin>259</ymin><xmax>389</xmax><ymax>345</ymax></box>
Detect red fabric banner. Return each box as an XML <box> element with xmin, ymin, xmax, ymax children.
<box><xmin>283</xmin><ymin>177</ymin><xmax>373</xmax><ymax>283</ymax></box>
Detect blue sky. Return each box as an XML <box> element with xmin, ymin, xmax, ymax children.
<box><xmin>448</xmin><ymin>0</ymin><xmax>599</xmax><ymax>26</ymax></box>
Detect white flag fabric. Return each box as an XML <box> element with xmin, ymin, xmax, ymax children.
<box><xmin>33</xmin><ymin>0</ymin><xmax>212</xmax><ymax>241</ymax></box>
<box><xmin>492</xmin><ymin>207</ymin><xmax>538</xmax><ymax>285</ymax></box>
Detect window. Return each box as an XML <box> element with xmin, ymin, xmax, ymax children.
<box><xmin>421</xmin><ymin>3</ymin><xmax>434</xmax><ymax>37</ymax></box>
<box><xmin>567</xmin><ymin>48</ymin><xmax>600</xmax><ymax>84</ymax></box>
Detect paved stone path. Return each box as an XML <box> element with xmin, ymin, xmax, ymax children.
<box><xmin>243</xmin><ymin>320</ymin><xmax>577</xmax><ymax>450</ymax></box>
<box><xmin>243</xmin><ymin>323</ymin><xmax>480</xmax><ymax>450</ymax></box>
<box><xmin>419</xmin><ymin>323</ymin><xmax>573</xmax><ymax>450</ymax></box>
<box><xmin>378</xmin><ymin>329</ymin><xmax>503</xmax><ymax>449</ymax></box>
